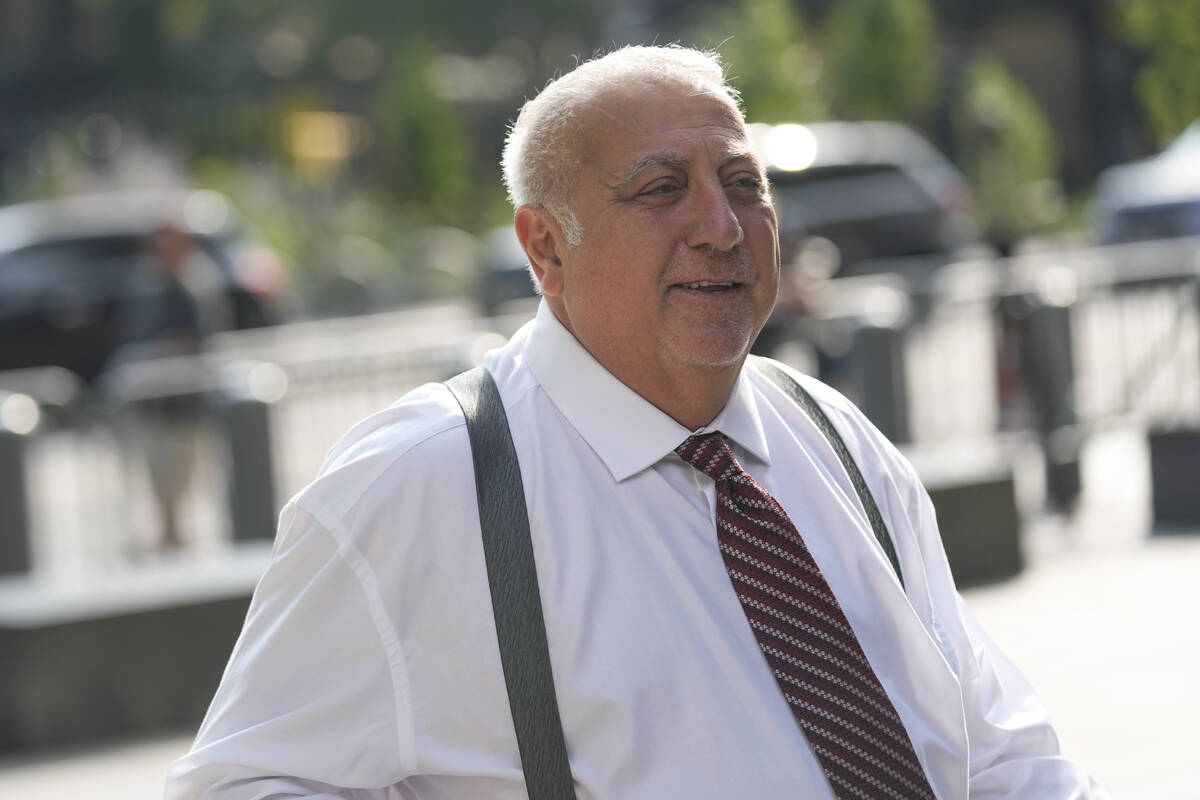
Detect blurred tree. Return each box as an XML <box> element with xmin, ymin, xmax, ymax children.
<box><xmin>372</xmin><ymin>45</ymin><xmax>475</xmax><ymax>224</ymax></box>
<box><xmin>691</xmin><ymin>0</ymin><xmax>825</xmax><ymax>122</ymax></box>
<box><xmin>1</xmin><ymin>0</ymin><xmax>596</xmax><ymax>217</ymax></box>
<box><xmin>1111</xmin><ymin>0</ymin><xmax>1200</xmax><ymax>146</ymax></box>
<box><xmin>953</xmin><ymin>56</ymin><xmax>1062</xmax><ymax>253</ymax></box>
<box><xmin>821</xmin><ymin>0</ymin><xmax>939</xmax><ymax>123</ymax></box>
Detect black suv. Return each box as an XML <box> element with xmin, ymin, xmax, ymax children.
<box><xmin>748</xmin><ymin>120</ymin><xmax>980</xmax><ymax>279</ymax></box>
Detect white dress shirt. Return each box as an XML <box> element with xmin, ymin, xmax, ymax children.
<box><xmin>166</xmin><ymin>301</ymin><xmax>1105</xmax><ymax>799</ymax></box>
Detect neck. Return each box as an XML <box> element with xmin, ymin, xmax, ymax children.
<box><xmin>636</xmin><ymin>364</ymin><xmax>742</xmax><ymax>431</ymax></box>
<box><xmin>544</xmin><ymin>299</ymin><xmax>746</xmax><ymax>430</ymax></box>
<box><xmin>589</xmin><ymin>347</ymin><xmax>744</xmax><ymax>431</ymax></box>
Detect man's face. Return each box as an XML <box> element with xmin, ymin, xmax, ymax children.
<box><xmin>540</xmin><ymin>83</ymin><xmax>779</xmax><ymax>392</ymax></box>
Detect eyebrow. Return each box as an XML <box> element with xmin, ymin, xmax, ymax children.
<box><xmin>607</xmin><ymin>154</ymin><xmax>688</xmax><ymax>194</ymax></box>
<box><xmin>607</xmin><ymin>147</ymin><xmax>763</xmax><ymax>194</ymax></box>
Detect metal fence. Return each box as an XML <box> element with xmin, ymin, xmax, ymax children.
<box><xmin>785</xmin><ymin>236</ymin><xmax>1200</xmax><ymax>446</ymax></box>
<box><xmin>0</xmin><ymin>302</ymin><xmax>517</xmax><ymax>576</ymax></box>
<box><xmin>3</xmin><ymin>237</ymin><xmax>1199</xmax><ymax>576</ymax></box>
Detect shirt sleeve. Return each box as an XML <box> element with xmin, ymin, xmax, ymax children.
<box><xmin>164</xmin><ymin>501</ymin><xmax>412</xmax><ymax>799</ymax></box>
<box><xmin>904</xmin><ymin>476</ymin><xmax>1110</xmax><ymax>799</ymax></box>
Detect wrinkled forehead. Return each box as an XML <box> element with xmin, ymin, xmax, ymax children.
<box><xmin>573</xmin><ymin>82</ymin><xmax>751</xmax><ymax>165</ymax></box>
<box><xmin>586</xmin><ymin>78</ymin><xmax>744</xmax><ymax>126</ymax></box>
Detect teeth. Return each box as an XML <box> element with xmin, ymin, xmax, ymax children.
<box><xmin>681</xmin><ymin>281</ymin><xmax>734</xmax><ymax>289</ymax></box>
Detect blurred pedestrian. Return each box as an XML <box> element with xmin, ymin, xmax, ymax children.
<box><xmin>167</xmin><ymin>45</ymin><xmax>1106</xmax><ymax>798</ymax></box>
<box><xmin>107</xmin><ymin>223</ymin><xmax>219</xmax><ymax>552</ymax></box>
<box><xmin>122</xmin><ymin>223</ymin><xmax>230</xmax><ymax>352</ymax></box>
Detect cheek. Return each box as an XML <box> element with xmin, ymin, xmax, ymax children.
<box><xmin>564</xmin><ymin>253</ymin><xmax>642</xmax><ymax>322</ymax></box>
<box><xmin>739</xmin><ymin>201</ymin><xmax>776</xmax><ymax>236</ymax></box>
<box><xmin>761</xmin><ymin>228</ymin><xmax>781</xmax><ymax>274</ymax></box>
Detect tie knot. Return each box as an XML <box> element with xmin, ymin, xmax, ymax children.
<box><xmin>675</xmin><ymin>431</ymin><xmax>738</xmax><ymax>482</ymax></box>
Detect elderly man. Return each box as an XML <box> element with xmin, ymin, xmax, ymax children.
<box><xmin>166</xmin><ymin>45</ymin><xmax>1104</xmax><ymax>799</ymax></box>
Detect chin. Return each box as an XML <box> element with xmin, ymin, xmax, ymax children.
<box><xmin>665</xmin><ymin>331</ymin><xmax>753</xmax><ymax>370</ymax></box>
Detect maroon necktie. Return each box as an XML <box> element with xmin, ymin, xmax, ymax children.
<box><xmin>676</xmin><ymin>432</ymin><xmax>936</xmax><ymax>800</ymax></box>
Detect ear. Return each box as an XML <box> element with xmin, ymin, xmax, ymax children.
<box><xmin>514</xmin><ymin>205</ymin><xmax>567</xmax><ymax>297</ymax></box>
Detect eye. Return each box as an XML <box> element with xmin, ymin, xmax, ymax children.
<box><xmin>726</xmin><ymin>173</ymin><xmax>764</xmax><ymax>193</ymax></box>
<box><xmin>637</xmin><ymin>180</ymin><xmax>683</xmax><ymax>198</ymax></box>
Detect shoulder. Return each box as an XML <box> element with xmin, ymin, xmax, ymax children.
<box><xmin>749</xmin><ymin>356</ymin><xmax>875</xmax><ymax>443</ymax></box>
<box><xmin>748</xmin><ymin>356</ymin><xmax>925</xmax><ymax>505</ymax></box>
<box><xmin>291</xmin><ymin>316</ymin><xmax>539</xmax><ymax>536</ymax></box>
<box><xmin>293</xmin><ymin>380</ymin><xmax>474</xmax><ymax>530</ymax></box>
<box><xmin>749</xmin><ymin>357</ymin><xmax>861</xmax><ymax>423</ymax></box>
<box><xmin>749</xmin><ymin>357</ymin><xmax>941</xmax><ymax>590</ymax></box>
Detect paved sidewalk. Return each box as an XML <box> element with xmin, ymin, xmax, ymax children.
<box><xmin>961</xmin><ymin>427</ymin><xmax>1200</xmax><ymax>799</ymax></box>
<box><xmin>0</xmin><ymin>427</ymin><xmax>1194</xmax><ymax>798</ymax></box>
<box><xmin>965</xmin><ymin>532</ymin><xmax>1199</xmax><ymax>799</ymax></box>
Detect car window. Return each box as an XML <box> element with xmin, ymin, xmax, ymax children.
<box><xmin>0</xmin><ymin>237</ymin><xmax>143</xmax><ymax>314</ymax></box>
<box><xmin>771</xmin><ymin>165</ymin><xmax>936</xmax><ymax>231</ymax></box>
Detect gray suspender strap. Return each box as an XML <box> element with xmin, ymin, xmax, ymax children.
<box><xmin>751</xmin><ymin>356</ymin><xmax>906</xmax><ymax>588</ymax></box>
<box><xmin>445</xmin><ymin>366</ymin><xmax>578</xmax><ymax>800</ymax></box>
<box><xmin>445</xmin><ymin>358</ymin><xmax>904</xmax><ymax>798</ymax></box>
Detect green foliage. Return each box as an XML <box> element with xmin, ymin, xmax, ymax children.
<box><xmin>822</xmin><ymin>0</ymin><xmax>938</xmax><ymax>122</ymax></box>
<box><xmin>1111</xmin><ymin>0</ymin><xmax>1200</xmax><ymax>146</ymax></box>
<box><xmin>691</xmin><ymin>0</ymin><xmax>826</xmax><ymax>123</ymax></box>
<box><xmin>193</xmin><ymin>154</ymin><xmax>476</xmax><ymax>310</ymax></box>
<box><xmin>954</xmin><ymin>57</ymin><xmax>1062</xmax><ymax>245</ymax></box>
<box><xmin>372</xmin><ymin>46</ymin><xmax>476</xmax><ymax>225</ymax></box>
<box><xmin>19</xmin><ymin>0</ymin><xmax>602</xmax><ymax>305</ymax></box>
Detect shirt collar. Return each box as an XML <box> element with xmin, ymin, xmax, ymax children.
<box><xmin>522</xmin><ymin>301</ymin><xmax>771</xmax><ymax>481</ymax></box>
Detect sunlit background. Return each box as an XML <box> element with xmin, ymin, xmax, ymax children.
<box><xmin>1</xmin><ymin>1</ymin><xmax>1198</xmax><ymax>797</ymax></box>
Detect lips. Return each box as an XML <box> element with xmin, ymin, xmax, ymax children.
<box><xmin>675</xmin><ymin>280</ymin><xmax>740</xmax><ymax>291</ymax></box>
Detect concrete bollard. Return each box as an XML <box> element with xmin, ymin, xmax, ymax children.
<box><xmin>907</xmin><ymin>441</ymin><xmax>1024</xmax><ymax>587</ymax></box>
<box><xmin>1023</xmin><ymin>301</ymin><xmax>1077</xmax><ymax>433</ymax></box>
<box><xmin>217</xmin><ymin>363</ymin><xmax>287</xmax><ymax>543</ymax></box>
<box><xmin>0</xmin><ymin>392</ymin><xmax>38</xmax><ymax>575</ymax></box>
<box><xmin>998</xmin><ymin>279</ymin><xmax>1082</xmax><ymax>512</ymax></box>
<box><xmin>1148</xmin><ymin>427</ymin><xmax>1200</xmax><ymax>531</ymax></box>
<box><xmin>851</xmin><ymin>322</ymin><xmax>911</xmax><ymax>444</ymax></box>
<box><xmin>1024</xmin><ymin>298</ymin><xmax>1082</xmax><ymax>512</ymax></box>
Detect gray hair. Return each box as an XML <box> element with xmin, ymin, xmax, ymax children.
<box><xmin>502</xmin><ymin>45</ymin><xmax>743</xmax><ymax>249</ymax></box>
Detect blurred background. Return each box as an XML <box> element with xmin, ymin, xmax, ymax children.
<box><xmin>0</xmin><ymin>0</ymin><xmax>1198</xmax><ymax>797</ymax></box>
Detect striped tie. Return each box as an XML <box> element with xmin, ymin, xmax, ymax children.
<box><xmin>676</xmin><ymin>432</ymin><xmax>936</xmax><ymax>800</ymax></box>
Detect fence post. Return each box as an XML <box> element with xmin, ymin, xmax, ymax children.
<box><xmin>1019</xmin><ymin>282</ymin><xmax>1082</xmax><ymax>512</ymax></box>
<box><xmin>1147</xmin><ymin>277</ymin><xmax>1200</xmax><ymax>531</ymax></box>
<box><xmin>1024</xmin><ymin>301</ymin><xmax>1077</xmax><ymax>432</ymax></box>
<box><xmin>851</xmin><ymin>320</ymin><xmax>911</xmax><ymax>444</ymax></box>
<box><xmin>217</xmin><ymin>363</ymin><xmax>286</xmax><ymax>543</ymax></box>
<box><xmin>0</xmin><ymin>392</ymin><xmax>38</xmax><ymax>575</ymax></box>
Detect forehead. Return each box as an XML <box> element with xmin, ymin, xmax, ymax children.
<box><xmin>576</xmin><ymin>84</ymin><xmax>754</xmax><ymax>173</ymax></box>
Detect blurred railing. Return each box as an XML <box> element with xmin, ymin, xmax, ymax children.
<box><xmin>1065</xmin><ymin>241</ymin><xmax>1200</xmax><ymax>428</ymax></box>
<box><xmin>0</xmin><ymin>303</ymin><xmax>517</xmax><ymax>576</ymax></box>
<box><xmin>783</xmin><ymin>236</ymin><xmax>1200</xmax><ymax>446</ymax></box>
<box><xmin>2</xmin><ymin>237</ymin><xmax>1199</xmax><ymax>576</ymax></box>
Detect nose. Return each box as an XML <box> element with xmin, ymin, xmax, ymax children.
<box><xmin>685</xmin><ymin>181</ymin><xmax>744</xmax><ymax>252</ymax></box>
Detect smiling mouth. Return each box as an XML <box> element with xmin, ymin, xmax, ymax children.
<box><xmin>676</xmin><ymin>280</ymin><xmax>740</xmax><ymax>292</ymax></box>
